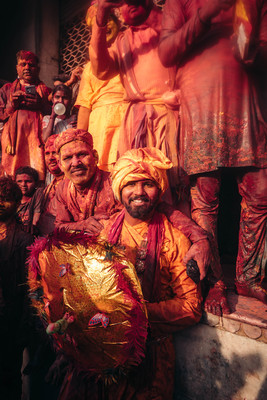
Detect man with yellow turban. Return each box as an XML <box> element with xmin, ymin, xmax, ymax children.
<box><xmin>102</xmin><ymin>147</ymin><xmax>202</xmax><ymax>399</ymax></box>
<box><xmin>58</xmin><ymin>147</ymin><xmax>202</xmax><ymax>399</ymax></box>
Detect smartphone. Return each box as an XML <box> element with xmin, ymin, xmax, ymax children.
<box><xmin>25</xmin><ymin>85</ymin><xmax>36</xmax><ymax>95</ymax></box>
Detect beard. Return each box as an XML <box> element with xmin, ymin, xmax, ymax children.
<box><xmin>123</xmin><ymin>195</ymin><xmax>159</xmax><ymax>220</ymax></box>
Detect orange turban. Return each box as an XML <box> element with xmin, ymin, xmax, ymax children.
<box><xmin>55</xmin><ymin>129</ymin><xmax>94</xmax><ymax>153</ymax></box>
<box><xmin>111</xmin><ymin>148</ymin><xmax>173</xmax><ymax>202</ymax></box>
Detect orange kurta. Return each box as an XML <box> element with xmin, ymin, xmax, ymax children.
<box><xmin>59</xmin><ymin>212</ymin><xmax>202</xmax><ymax>400</ymax></box>
<box><xmin>160</xmin><ymin>0</ymin><xmax>267</xmax><ymax>175</ymax></box>
<box><xmin>98</xmin><ymin>212</ymin><xmax>202</xmax><ymax>399</ymax></box>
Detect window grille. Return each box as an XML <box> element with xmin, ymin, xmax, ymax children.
<box><xmin>59</xmin><ymin>10</ymin><xmax>90</xmax><ymax>74</ymax></box>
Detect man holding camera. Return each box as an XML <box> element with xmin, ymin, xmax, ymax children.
<box><xmin>0</xmin><ymin>50</ymin><xmax>51</xmax><ymax>181</ymax></box>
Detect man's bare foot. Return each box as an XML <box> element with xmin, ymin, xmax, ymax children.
<box><xmin>235</xmin><ymin>281</ymin><xmax>267</xmax><ymax>304</ymax></box>
<box><xmin>204</xmin><ymin>280</ymin><xmax>231</xmax><ymax>316</ymax></box>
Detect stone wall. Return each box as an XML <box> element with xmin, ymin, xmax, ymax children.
<box><xmin>174</xmin><ymin>292</ymin><xmax>267</xmax><ymax>400</ymax></box>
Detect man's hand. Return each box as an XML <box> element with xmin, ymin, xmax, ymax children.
<box><xmin>204</xmin><ymin>281</ymin><xmax>231</xmax><ymax>316</ymax></box>
<box><xmin>84</xmin><ymin>214</ymin><xmax>109</xmax><ymax>235</ymax></box>
<box><xmin>97</xmin><ymin>0</ymin><xmax>123</xmax><ymax>27</ymax></box>
<box><xmin>199</xmin><ymin>0</ymin><xmax>235</xmax><ymax>24</ymax></box>
<box><xmin>24</xmin><ymin>92</ymin><xmax>41</xmax><ymax>109</ymax></box>
<box><xmin>11</xmin><ymin>90</ymin><xmax>25</xmax><ymax>109</ymax></box>
<box><xmin>67</xmin><ymin>66</ymin><xmax>83</xmax><ymax>86</ymax></box>
<box><xmin>183</xmin><ymin>239</ymin><xmax>212</xmax><ymax>280</ymax></box>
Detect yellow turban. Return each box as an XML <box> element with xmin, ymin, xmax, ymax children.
<box><xmin>55</xmin><ymin>129</ymin><xmax>94</xmax><ymax>154</ymax></box>
<box><xmin>85</xmin><ymin>1</ymin><xmax>120</xmax><ymax>30</ymax></box>
<box><xmin>111</xmin><ymin>148</ymin><xmax>173</xmax><ymax>202</ymax></box>
<box><xmin>85</xmin><ymin>2</ymin><xmax>97</xmax><ymax>28</ymax></box>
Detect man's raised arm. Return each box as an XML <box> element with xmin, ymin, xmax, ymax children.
<box><xmin>89</xmin><ymin>0</ymin><xmax>121</xmax><ymax>80</ymax></box>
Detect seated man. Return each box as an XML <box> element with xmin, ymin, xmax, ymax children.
<box><xmin>54</xmin><ymin>128</ymin><xmax>120</xmax><ymax>235</ymax></box>
<box><xmin>15</xmin><ymin>166</ymin><xmax>43</xmax><ymax>234</ymax></box>
<box><xmin>0</xmin><ymin>177</ymin><xmax>33</xmax><ymax>400</ymax></box>
<box><xmin>59</xmin><ymin>147</ymin><xmax>202</xmax><ymax>399</ymax></box>
<box><xmin>37</xmin><ymin>135</ymin><xmax>64</xmax><ymax>236</ymax></box>
<box><xmin>54</xmin><ymin>128</ymin><xmax>212</xmax><ymax>280</ymax></box>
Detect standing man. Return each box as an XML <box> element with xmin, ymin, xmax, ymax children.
<box><xmin>0</xmin><ymin>50</ymin><xmax>51</xmax><ymax>181</ymax></box>
<box><xmin>159</xmin><ymin>0</ymin><xmax>267</xmax><ymax>309</ymax></box>
<box><xmin>89</xmin><ymin>0</ymin><xmax>181</xmax><ymax>197</ymax></box>
<box><xmin>75</xmin><ymin>2</ymin><xmax>126</xmax><ymax>172</ymax></box>
<box><xmin>0</xmin><ymin>177</ymin><xmax>33</xmax><ymax>400</ymax></box>
<box><xmin>59</xmin><ymin>147</ymin><xmax>202</xmax><ymax>399</ymax></box>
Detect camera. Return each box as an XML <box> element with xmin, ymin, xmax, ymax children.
<box><xmin>25</xmin><ymin>85</ymin><xmax>36</xmax><ymax>95</ymax></box>
<box><xmin>186</xmin><ymin>259</ymin><xmax>200</xmax><ymax>284</ymax></box>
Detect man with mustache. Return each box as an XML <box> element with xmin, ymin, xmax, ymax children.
<box><xmin>37</xmin><ymin>135</ymin><xmax>65</xmax><ymax>236</ymax></box>
<box><xmin>0</xmin><ymin>50</ymin><xmax>51</xmax><ymax>181</ymax></box>
<box><xmin>53</xmin><ymin>128</ymin><xmax>120</xmax><ymax>234</ymax></box>
<box><xmin>58</xmin><ymin>147</ymin><xmax>202</xmax><ymax>399</ymax></box>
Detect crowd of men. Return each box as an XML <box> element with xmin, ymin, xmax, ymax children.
<box><xmin>0</xmin><ymin>0</ymin><xmax>266</xmax><ymax>399</ymax></box>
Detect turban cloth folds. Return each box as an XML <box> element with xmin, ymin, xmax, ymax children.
<box><xmin>111</xmin><ymin>147</ymin><xmax>173</xmax><ymax>202</ymax></box>
<box><xmin>55</xmin><ymin>128</ymin><xmax>94</xmax><ymax>153</ymax></box>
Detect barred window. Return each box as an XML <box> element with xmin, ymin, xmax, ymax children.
<box><xmin>59</xmin><ymin>10</ymin><xmax>90</xmax><ymax>75</ymax></box>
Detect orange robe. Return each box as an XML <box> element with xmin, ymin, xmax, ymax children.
<box><xmin>160</xmin><ymin>0</ymin><xmax>267</xmax><ymax>175</ymax></box>
<box><xmin>59</xmin><ymin>213</ymin><xmax>201</xmax><ymax>400</ymax></box>
<box><xmin>0</xmin><ymin>79</ymin><xmax>51</xmax><ymax>180</ymax></box>
<box><xmin>159</xmin><ymin>0</ymin><xmax>267</xmax><ymax>284</ymax></box>
<box><xmin>75</xmin><ymin>62</ymin><xmax>126</xmax><ymax>171</ymax></box>
<box><xmin>99</xmin><ymin>213</ymin><xmax>202</xmax><ymax>399</ymax></box>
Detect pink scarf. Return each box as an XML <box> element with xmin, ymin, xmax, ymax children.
<box><xmin>108</xmin><ymin>210</ymin><xmax>164</xmax><ymax>302</ymax></box>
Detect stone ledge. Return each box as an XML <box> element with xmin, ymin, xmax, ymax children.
<box><xmin>174</xmin><ymin>322</ymin><xmax>267</xmax><ymax>400</ymax></box>
<box><xmin>202</xmin><ymin>289</ymin><xmax>267</xmax><ymax>343</ymax></box>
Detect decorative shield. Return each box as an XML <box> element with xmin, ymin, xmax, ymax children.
<box><xmin>28</xmin><ymin>230</ymin><xmax>148</xmax><ymax>373</ymax></box>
